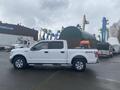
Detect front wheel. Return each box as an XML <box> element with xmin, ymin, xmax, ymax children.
<box><xmin>72</xmin><ymin>59</ymin><xmax>86</xmax><ymax>72</ymax></box>
<box><xmin>13</xmin><ymin>56</ymin><xmax>28</xmax><ymax>69</ymax></box>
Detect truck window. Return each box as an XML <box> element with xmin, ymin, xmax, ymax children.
<box><xmin>31</xmin><ymin>42</ymin><xmax>48</xmax><ymax>51</ymax></box>
<box><xmin>97</xmin><ymin>43</ymin><xmax>109</xmax><ymax>50</ymax></box>
<box><xmin>48</xmin><ymin>42</ymin><xmax>63</xmax><ymax>49</ymax></box>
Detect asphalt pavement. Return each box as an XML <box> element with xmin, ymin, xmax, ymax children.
<box><xmin>0</xmin><ymin>51</ymin><xmax>120</xmax><ymax>90</ymax></box>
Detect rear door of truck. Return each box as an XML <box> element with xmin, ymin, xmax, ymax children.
<box><xmin>47</xmin><ymin>41</ymin><xmax>68</xmax><ymax>63</ymax></box>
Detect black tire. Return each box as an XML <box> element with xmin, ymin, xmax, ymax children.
<box><xmin>13</xmin><ymin>56</ymin><xmax>28</xmax><ymax>69</ymax></box>
<box><xmin>72</xmin><ymin>59</ymin><xmax>86</xmax><ymax>72</ymax></box>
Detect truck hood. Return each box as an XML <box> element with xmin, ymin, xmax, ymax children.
<box><xmin>11</xmin><ymin>48</ymin><xmax>29</xmax><ymax>52</ymax></box>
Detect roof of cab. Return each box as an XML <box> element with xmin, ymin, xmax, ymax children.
<box><xmin>38</xmin><ymin>40</ymin><xmax>66</xmax><ymax>42</ymax></box>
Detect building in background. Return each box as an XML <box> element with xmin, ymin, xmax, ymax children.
<box><xmin>0</xmin><ymin>22</ymin><xmax>38</xmax><ymax>47</ymax></box>
<box><xmin>109</xmin><ymin>20</ymin><xmax>120</xmax><ymax>43</ymax></box>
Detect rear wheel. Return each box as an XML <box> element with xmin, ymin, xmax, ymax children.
<box><xmin>13</xmin><ymin>56</ymin><xmax>28</xmax><ymax>69</ymax></box>
<box><xmin>72</xmin><ymin>59</ymin><xmax>86</xmax><ymax>72</ymax></box>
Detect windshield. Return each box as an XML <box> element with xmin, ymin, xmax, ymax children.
<box><xmin>97</xmin><ymin>43</ymin><xmax>110</xmax><ymax>50</ymax></box>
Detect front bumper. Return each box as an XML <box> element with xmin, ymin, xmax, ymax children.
<box><xmin>9</xmin><ymin>55</ymin><xmax>14</xmax><ymax>64</ymax></box>
<box><xmin>96</xmin><ymin>58</ymin><xmax>100</xmax><ymax>63</ymax></box>
<box><xmin>10</xmin><ymin>59</ymin><xmax>13</xmax><ymax>64</ymax></box>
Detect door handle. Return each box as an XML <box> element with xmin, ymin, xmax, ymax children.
<box><xmin>60</xmin><ymin>51</ymin><xmax>65</xmax><ymax>53</ymax></box>
<box><xmin>44</xmin><ymin>51</ymin><xmax>48</xmax><ymax>53</ymax></box>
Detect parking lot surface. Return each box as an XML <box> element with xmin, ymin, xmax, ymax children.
<box><xmin>0</xmin><ymin>51</ymin><xmax>120</xmax><ymax>90</ymax></box>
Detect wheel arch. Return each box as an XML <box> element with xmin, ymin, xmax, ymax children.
<box><xmin>71</xmin><ymin>55</ymin><xmax>87</xmax><ymax>64</ymax></box>
<box><xmin>11</xmin><ymin>54</ymin><xmax>27</xmax><ymax>64</ymax></box>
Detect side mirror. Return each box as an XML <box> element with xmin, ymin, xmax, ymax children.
<box><xmin>30</xmin><ymin>47</ymin><xmax>42</xmax><ymax>51</ymax></box>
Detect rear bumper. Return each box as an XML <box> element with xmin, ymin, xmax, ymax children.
<box><xmin>96</xmin><ymin>59</ymin><xmax>99</xmax><ymax>63</ymax></box>
<box><xmin>87</xmin><ymin>58</ymin><xmax>99</xmax><ymax>64</ymax></box>
<box><xmin>98</xmin><ymin>54</ymin><xmax>111</xmax><ymax>57</ymax></box>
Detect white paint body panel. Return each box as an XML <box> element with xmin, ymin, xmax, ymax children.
<box><xmin>10</xmin><ymin>40</ymin><xmax>98</xmax><ymax>64</ymax></box>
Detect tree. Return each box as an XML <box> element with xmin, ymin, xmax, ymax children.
<box><xmin>41</xmin><ymin>28</ymin><xmax>47</xmax><ymax>40</ymax></box>
<box><xmin>54</xmin><ymin>30</ymin><xmax>61</xmax><ymax>40</ymax></box>
<box><xmin>50</xmin><ymin>33</ymin><xmax>54</xmax><ymax>40</ymax></box>
<box><xmin>76</xmin><ymin>24</ymin><xmax>82</xmax><ymax>30</ymax></box>
<box><xmin>118</xmin><ymin>28</ymin><xmax>120</xmax><ymax>43</ymax></box>
<box><xmin>109</xmin><ymin>21</ymin><xmax>120</xmax><ymax>43</ymax></box>
<box><xmin>46</xmin><ymin>30</ymin><xmax>52</xmax><ymax>40</ymax></box>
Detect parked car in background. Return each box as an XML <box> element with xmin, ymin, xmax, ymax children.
<box><xmin>112</xmin><ymin>44</ymin><xmax>120</xmax><ymax>54</ymax></box>
<box><xmin>4</xmin><ymin>45</ymin><xmax>14</xmax><ymax>52</ymax></box>
<box><xmin>107</xmin><ymin>37</ymin><xmax>120</xmax><ymax>54</ymax></box>
<box><xmin>97</xmin><ymin>42</ymin><xmax>113</xmax><ymax>57</ymax></box>
<box><xmin>0</xmin><ymin>47</ymin><xmax>5</xmax><ymax>51</ymax></box>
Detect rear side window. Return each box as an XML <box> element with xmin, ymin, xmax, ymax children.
<box><xmin>48</xmin><ymin>42</ymin><xmax>63</xmax><ymax>49</ymax></box>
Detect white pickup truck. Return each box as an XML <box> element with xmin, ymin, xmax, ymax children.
<box><xmin>10</xmin><ymin>40</ymin><xmax>98</xmax><ymax>72</ymax></box>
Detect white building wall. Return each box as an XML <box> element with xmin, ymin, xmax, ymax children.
<box><xmin>0</xmin><ymin>33</ymin><xmax>34</xmax><ymax>46</ymax></box>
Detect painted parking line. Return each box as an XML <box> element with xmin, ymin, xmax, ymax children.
<box><xmin>33</xmin><ymin>71</ymin><xmax>60</xmax><ymax>90</ymax></box>
<box><xmin>96</xmin><ymin>76</ymin><xmax>120</xmax><ymax>83</ymax></box>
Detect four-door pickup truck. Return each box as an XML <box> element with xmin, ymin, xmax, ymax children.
<box><xmin>10</xmin><ymin>40</ymin><xmax>98</xmax><ymax>72</ymax></box>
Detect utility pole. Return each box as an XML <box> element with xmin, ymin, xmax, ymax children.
<box><xmin>82</xmin><ymin>14</ymin><xmax>89</xmax><ymax>31</ymax></box>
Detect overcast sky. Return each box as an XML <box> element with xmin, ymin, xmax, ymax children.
<box><xmin>0</xmin><ymin>0</ymin><xmax>120</xmax><ymax>35</ymax></box>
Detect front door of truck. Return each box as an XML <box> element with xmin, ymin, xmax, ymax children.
<box><xmin>28</xmin><ymin>41</ymin><xmax>67</xmax><ymax>64</ymax></box>
<box><xmin>28</xmin><ymin>42</ymin><xmax>49</xmax><ymax>63</ymax></box>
